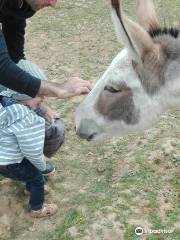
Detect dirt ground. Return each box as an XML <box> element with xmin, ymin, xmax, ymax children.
<box><xmin>0</xmin><ymin>0</ymin><xmax>180</xmax><ymax>239</ymax></box>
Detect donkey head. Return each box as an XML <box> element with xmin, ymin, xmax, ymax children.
<box><xmin>75</xmin><ymin>0</ymin><xmax>180</xmax><ymax>141</ymax></box>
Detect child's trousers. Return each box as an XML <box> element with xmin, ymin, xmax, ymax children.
<box><xmin>0</xmin><ymin>158</ymin><xmax>45</xmax><ymax>210</ymax></box>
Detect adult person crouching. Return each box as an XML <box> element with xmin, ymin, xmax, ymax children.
<box><xmin>0</xmin><ymin>0</ymin><xmax>91</xmax><ymax>174</ymax></box>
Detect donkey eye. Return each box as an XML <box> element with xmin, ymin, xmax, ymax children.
<box><xmin>104</xmin><ymin>85</ymin><xmax>121</xmax><ymax>93</ymax></box>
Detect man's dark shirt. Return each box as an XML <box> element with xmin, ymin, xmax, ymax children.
<box><xmin>0</xmin><ymin>0</ymin><xmax>41</xmax><ymax>97</ymax></box>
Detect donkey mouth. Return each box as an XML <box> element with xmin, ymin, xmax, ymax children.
<box><xmin>76</xmin><ymin>129</ymin><xmax>97</xmax><ymax>141</ymax></box>
<box><xmin>87</xmin><ymin>133</ymin><xmax>97</xmax><ymax>141</ymax></box>
<box><xmin>76</xmin><ymin>118</ymin><xmax>101</xmax><ymax>141</ymax></box>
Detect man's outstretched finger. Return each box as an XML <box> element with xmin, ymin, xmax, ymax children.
<box><xmin>69</xmin><ymin>78</ymin><xmax>92</xmax><ymax>90</ymax></box>
<box><xmin>76</xmin><ymin>87</ymin><xmax>91</xmax><ymax>96</ymax></box>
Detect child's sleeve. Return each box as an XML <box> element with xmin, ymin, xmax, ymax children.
<box><xmin>11</xmin><ymin>111</ymin><xmax>46</xmax><ymax>171</ymax></box>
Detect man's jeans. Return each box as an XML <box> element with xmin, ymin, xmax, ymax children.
<box><xmin>0</xmin><ymin>158</ymin><xmax>45</xmax><ymax>210</ymax></box>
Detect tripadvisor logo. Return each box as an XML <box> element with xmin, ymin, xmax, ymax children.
<box><xmin>135</xmin><ymin>227</ymin><xmax>144</xmax><ymax>236</ymax></box>
<box><xmin>135</xmin><ymin>226</ymin><xmax>174</xmax><ymax>236</ymax></box>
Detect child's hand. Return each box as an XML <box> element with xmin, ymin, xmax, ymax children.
<box><xmin>21</xmin><ymin>96</ymin><xmax>44</xmax><ymax>110</ymax></box>
<box><xmin>46</xmin><ymin>107</ymin><xmax>59</xmax><ymax>123</ymax></box>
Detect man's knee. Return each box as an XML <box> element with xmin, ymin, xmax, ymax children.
<box><xmin>44</xmin><ymin>118</ymin><xmax>65</xmax><ymax>158</ymax></box>
<box><xmin>35</xmin><ymin>106</ymin><xmax>65</xmax><ymax>158</ymax></box>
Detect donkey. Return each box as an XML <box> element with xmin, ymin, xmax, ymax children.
<box><xmin>75</xmin><ymin>0</ymin><xmax>180</xmax><ymax>141</ymax></box>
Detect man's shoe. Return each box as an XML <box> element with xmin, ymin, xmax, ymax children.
<box><xmin>42</xmin><ymin>160</ymin><xmax>55</xmax><ymax>176</ymax></box>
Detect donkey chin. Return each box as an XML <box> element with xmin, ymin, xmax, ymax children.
<box><xmin>75</xmin><ymin>0</ymin><xmax>180</xmax><ymax>141</ymax></box>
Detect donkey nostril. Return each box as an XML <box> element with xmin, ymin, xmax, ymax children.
<box><xmin>76</xmin><ymin>119</ymin><xmax>100</xmax><ymax>140</ymax></box>
<box><xmin>87</xmin><ymin>133</ymin><xmax>97</xmax><ymax>141</ymax></box>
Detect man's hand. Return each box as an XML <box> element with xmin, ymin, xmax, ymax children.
<box><xmin>58</xmin><ymin>77</ymin><xmax>91</xmax><ymax>98</ymax></box>
<box><xmin>38</xmin><ymin>77</ymin><xmax>91</xmax><ymax>99</ymax></box>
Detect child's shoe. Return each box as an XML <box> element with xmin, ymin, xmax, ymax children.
<box><xmin>30</xmin><ymin>203</ymin><xmax>58</xmax><ymax>218</ymax></box>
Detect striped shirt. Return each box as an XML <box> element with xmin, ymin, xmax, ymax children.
<box><xmin>0</xmin><ymin>103</ymin><xmax>46</xmax><ymax>171</ymax></box>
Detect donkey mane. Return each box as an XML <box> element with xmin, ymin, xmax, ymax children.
<box><xmin>149</xmin><ymin>27</ymin><xmax>180</xmax><ymax>39</ymax></box>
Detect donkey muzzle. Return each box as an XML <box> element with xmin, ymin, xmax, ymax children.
<box><xmin>76</xmin><ymin>119</ymin><xmax>101</xmax><ymax>141</ymax></box>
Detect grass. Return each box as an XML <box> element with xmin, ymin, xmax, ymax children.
<box><xmin>0</xmin><ymin>0</ymin><xmax>180</xmax><ymax>239</ymax></box>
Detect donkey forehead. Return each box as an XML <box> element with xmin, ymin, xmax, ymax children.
<box><xmin>105</xmin><ymin>49</ymin><xmax>141</xmax><ymax>89</ymax></box>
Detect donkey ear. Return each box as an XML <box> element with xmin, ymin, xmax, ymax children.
<box><xmin>111</xmin><ymin>0</ymin><xmax>161</xmax><ymax>62</ymax></box>
<box><xmin>136</xmin><ymin>0</ymin><xmax>160</xmax><ymax>32</ymax></box>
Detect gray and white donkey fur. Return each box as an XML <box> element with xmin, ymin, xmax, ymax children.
<box><xmin>75</xmin><ymin>0</ymin><xmax>180</xmax><ymax>141</ymax></box>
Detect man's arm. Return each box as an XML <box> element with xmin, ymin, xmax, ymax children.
<box><xmin>2</xmin><ymin>18</ymin><xmax>26</xmax><ymax>63</ymax></box>
<box><xmin>39</xmin><ymin>77</ymin><xmax>91</xmax><ymax>98</ymax></box>
<box><xmin>0</xmin><ymin>30</ymin><xmax>91</xmax><ymax>99</ymax></box>
<box><xmin>0</xmin><ymin>31</ymin><xmax>41</xmax><ymax>97</ymax></box>
<box><xmin>0</xmin><ymin>1</ymin><xmax>91</xmax><ymax>99</ymax></box>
